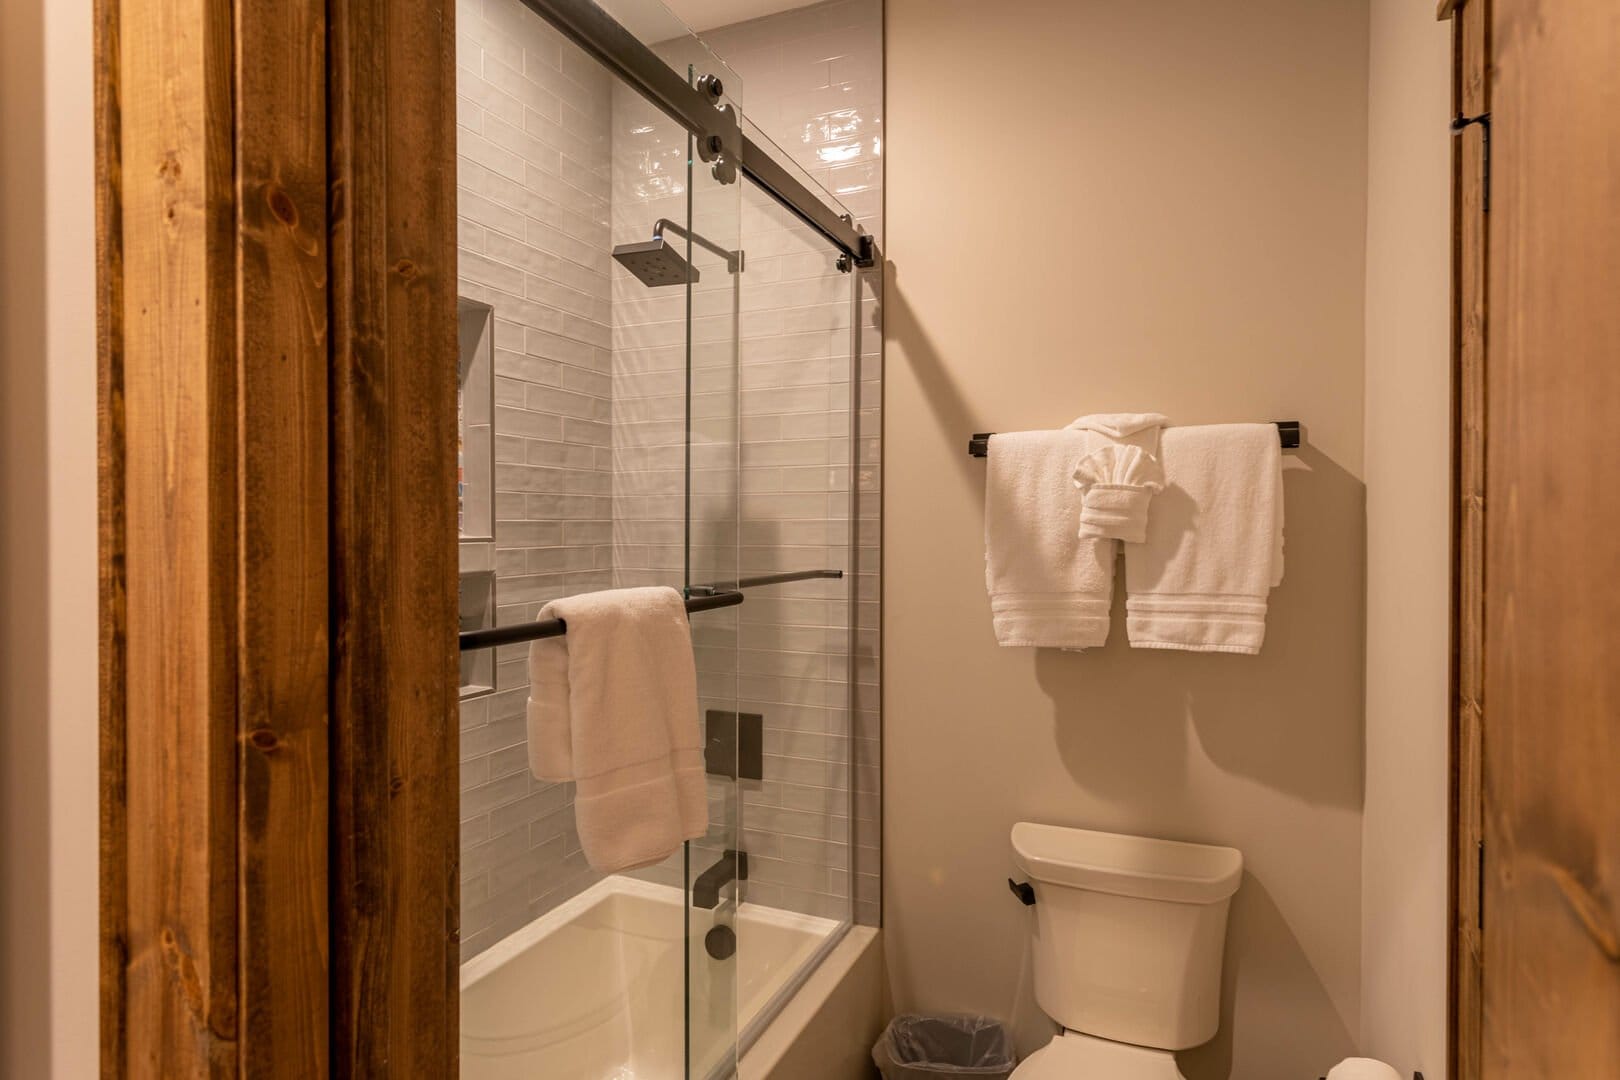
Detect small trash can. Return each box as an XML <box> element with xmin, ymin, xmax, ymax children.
<box><xmin>872</xmin><ymin>1014</ymin><xmax>1017</xmax><ymax>1079</ymax></box>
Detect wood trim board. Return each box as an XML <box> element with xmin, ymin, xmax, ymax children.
<box><xmin>96</xmin><ymin>0</ymin><xmax>459</xmax><ymax>1073</ymax></box>
<box><xmin>327</xmin><ymin>0</ymin><xmax>461</xmax><ymax>1072</ymax></box>
<box><xmin>102</xmin><ymin>0</ymin><xmax>248</xmax><ymax>1070</ymax></box>
<box><xmin>1480</xmin><ymin>0</ymin><xmax>1620</xmax><ymax>1073</ymax></box>
<box><xmin>1449</xmin><ymin>0</ymin><xmax>1489</xmax><ymax>1075</ymax></box>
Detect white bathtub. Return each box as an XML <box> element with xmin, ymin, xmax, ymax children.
<box><xmin>460</xmin><ymin>876</ymin><xmax>841</xmax><ymax>1079</ymax></box>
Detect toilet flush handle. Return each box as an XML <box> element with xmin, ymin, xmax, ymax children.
<box><xmin>1007</xmin><ymin>878</ymin><xmax>1036</xmax><ymax>906</ymax></box>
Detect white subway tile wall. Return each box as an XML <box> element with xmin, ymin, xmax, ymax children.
<box><xmin>456</xmin><ymin>0</ymin><xmax>616</xmax><ymax>961</ymax></box>
<box><xmin>457</xmin><ymin>0</ymin><xmax>883</xmax><ymax>961</ymax></box>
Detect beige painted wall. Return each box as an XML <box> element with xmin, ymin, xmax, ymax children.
<box><xmin>883</xmin><ymin>2</ymin><xmax>1370</xmax><ymax>1076</ymax></box>
<box><xmin>1360</xmin><ymin>1</ymin><xmax>1451</xmax><ymax>1075</ymax></box>
<box><xmin>0</xmin><ymin>0</ymin><xmax>100</xmax><ymax>1075</ymax></box>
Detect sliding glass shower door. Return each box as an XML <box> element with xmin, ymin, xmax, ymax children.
<box><xmin>606</xmin><ymin>22</ymin><xmax>749</xmax><ymax>1076</ymax></box>
<box><xmin>456</xmin><ymin>0</ymin><xmax>745</xmax><ymax>1075</ymax></box>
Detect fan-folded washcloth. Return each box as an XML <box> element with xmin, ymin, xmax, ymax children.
<box><xmin>1066</xmin><ymin>413</ymin><xmax>1169</xmax><ymax>543</ymax></box>
<box><xmin>984</xmin><ymin>430</ymin><xmax>1115</xmax><ymax>648</ymax></box>
<box><xmin>527</xmin><ymin>586</ymin><xmax>708</xmax><ymax>872</ymax></box>
<box><xmin>1124</xmin><ymin>424</ymin><xmax>1284</xmax><ymax>654</ymax></box>
<box><xmin>1073</xmin><ymin>444</ymin><xmax>1163</xmax><ymax>544</ymax></box>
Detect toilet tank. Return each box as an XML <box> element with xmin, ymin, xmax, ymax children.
<box><xmin>1011</xmin><ymin>823</ymin><xmax>1242</xmax><ymax>1051</ymax></box>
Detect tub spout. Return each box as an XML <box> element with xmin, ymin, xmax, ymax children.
<box><xmin>693</xmin><ymin>849</ymin><xmax>748</xmax><ymax>910</ymax></box>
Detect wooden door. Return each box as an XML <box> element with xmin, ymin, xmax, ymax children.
<box><xmin>1460</xmin><ymin>0</ymin><xmax>1620</xmax><ymax>1074</ymax></box>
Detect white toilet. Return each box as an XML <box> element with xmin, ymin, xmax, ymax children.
<box><xmin>1008</xmin><ymin>822</ymin><xmax>1244</xmax><ymax>1079</ymax></box>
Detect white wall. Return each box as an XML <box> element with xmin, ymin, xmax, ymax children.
<box><xmin>0</xmin><ymin>0</ymin><xmax>100</xmax><ymax>1076</ymax></box>
<box><xmin>1360</xmin><ymin>1</ymin><xmax>1452</xmax><ymax>1075</ymax></box>
<box><xmin>883</xmin><ymin>2</ymin><xmax>1371</xmax><ymax>1077</ymax></box>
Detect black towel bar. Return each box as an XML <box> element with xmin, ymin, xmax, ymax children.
<box><xmin>457</xmin><ymin>568</ymin><xmax>843</xmax><ymax>652</ymax></box>
<box><xmin>458</xmin><ymin>590</ymin><xmax>743</xmax><ymax>651</ymax></box>
<box><xmin>968</xmin><ymin>420</ymin><xmax>1301</xmax><ymax>458</ymax></box>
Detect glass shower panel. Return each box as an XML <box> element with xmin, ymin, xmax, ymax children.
<box><xmin>733</xmin><ymin>120</ymin><xmax>860</xmax><ymax>1042</ymax></box>
<box><xmin>604</xmin><ymin>17</ymin><xmax>746</xmax><ymax>1074</ymax></box>
<box><xmin>455</xmin><ymin>0</ymin><xmax>744</xmax><ymax>1076</ymax></box>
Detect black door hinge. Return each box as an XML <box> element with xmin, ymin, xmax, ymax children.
<box><xmin>1452</xmin><ymin>112</ymin><xmax>1492</xmax><ymax>212</ymax></box>
<box><xmin>1477</xmin><ymin>838</ymin><xmax>1485</xmax><ymax>931</ymax></box>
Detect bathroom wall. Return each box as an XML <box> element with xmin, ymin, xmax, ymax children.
<box><xmin>0</xmin><ymin>0</ymin><xmax>99</xmax><ymax>1074</ymax></box>
<box><xmin>884</xmin><ymin>2</ymin><xmax>1369</xmax><ymax>1077</ymax></box>
<box><xmin>1360</xmin><ymin>1</ymin><xmax>1451</xmax><ymax>1075</ymax></box>
<box><xmin>455</xmin><ymin>0</ymin><xmax>618</xmax><ymax>960</ymax></box>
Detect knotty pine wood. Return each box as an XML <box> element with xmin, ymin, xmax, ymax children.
<box><xmin>95</xmin><ymin>0</ymin><xmax>128</xmax><ymax>1070</ymax></box>
<box><xmin>234</xmin><ymin>0</ymin><xmax>331</xmax><ymax>1074</ymax></box>
<box><xmin>99</xmin><ymin>0</ymin><xmax>332</xmax><ymax>1073</ymax></box>
<box><xmin>110</xmin><ymin>0</ymin><xmax>243</xmax><ymax>1072</ymax></box>
<box><xmin>1482</xmin><ymin>0</ymin><xmax>1620</xmax><ymax>1075</ymax></box>
<box><xmin>328</xmin><ymin>0</ymin><xmax>461</xmax><ymax>1072</ymax></box>
<box><xmin>1450</xmin><ymin>0</ymin><xmax>1489</xmax><ymax>1075</ymax></box>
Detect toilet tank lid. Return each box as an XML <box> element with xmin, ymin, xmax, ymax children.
<box><xmin>1011</xmin><ymin>823</ymin><xmax>1243</xmax><ymax>905</ymax></box>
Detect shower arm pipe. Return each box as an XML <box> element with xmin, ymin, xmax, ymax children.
<box><xmin>652</xmin><ymin>218</ymin><xmax>743</xmax><ymax>273</ymax></box>
<box><xmin>512</xmin><ymin>0</ymin><xmax>877</xmax><ymax>269</ymax></box>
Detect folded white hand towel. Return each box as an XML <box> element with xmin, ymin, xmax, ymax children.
<box><xmin>1124</xmin><ymin>424</ymin><xmax>1284</xmax><ymax>654</ymax></box>
<box><xmin>1066</xmin><ymin>413</ymin><xmax>1168</xmax><ymax>543</ymax></box>
<box><xmin>526</xmin><ymin>586</ymin><xmax>708</xmax><ymax>873</ymax></box>
<box><xmin>985</xmin><ymin>430</ymin><xmax>1116</xmax><ymax>649</ymax></box>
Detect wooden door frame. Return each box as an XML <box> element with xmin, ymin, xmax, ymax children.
<box><xmin>96</xmin><ymin>0</ymin><xmax>460</xmax><ymax>1073</ymax></box>
<box><xmin>1445</xmin><ymin>0</ymin><xmax>1488</xmax><ymax>1076</ymax></box>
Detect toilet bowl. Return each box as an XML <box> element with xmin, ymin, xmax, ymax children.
<box><xmin>1007</xmin><ymin>822</ymin><xmax>1243</xmax><ymax>1080</ymax></box>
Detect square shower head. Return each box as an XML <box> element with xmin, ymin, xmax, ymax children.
<box><xmin>611</xmin><ymin>237</ymin><xmax>700</xmax><ymax>287</ymax></box>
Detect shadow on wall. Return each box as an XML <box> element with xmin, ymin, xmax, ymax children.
<box><xmin>881</xmin><ymin>260</ymin><xmax>979</xmax><ymax>485</ymax></box>
<box><xmin>1032</xmin><ymin>448</ymin><xmax>1367</xmax><ymax>813</ymax></box>
<box><xmin>1176</xmin><ymin>872</ymin><xmax>1359</xmax><ymax>1080</ymax></box>
<box><xmin>1028</xmin><ymin>453</ymin><xmax>1365</xmax><ymax>1080</ymax></box>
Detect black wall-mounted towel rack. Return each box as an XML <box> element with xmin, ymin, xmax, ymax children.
<box><xmin>967</xmin><ymin>420</ymin><xmax>1301</xmax><ymax>458</ymax></box>
<box><xmin>457</xmin><ymin>568</ymin><xmax>843</xmax><ymax>652</ymax></box>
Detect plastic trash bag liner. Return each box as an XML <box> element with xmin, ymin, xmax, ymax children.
<box><xmin>872</xmin><ymin>1014</ymin><xmax>1016</xmax><ymax>1079</ymax></box>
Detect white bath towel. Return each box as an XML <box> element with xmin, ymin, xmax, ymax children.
<box><xmin>1124</xmin><ymin>424</ymin><xmax>1284</xmax><ymax>654</ymax></box>
<box><xmin>985</xmin><ymin>430</ymin><xmax>1116</xmax><ymax>648</ymax></box>
<box><xmin>526</xmin><ymin>586</ymin><xmax>708</xmax><ymax>873</ymax></box>
<box><xmin>1066</xmin><ymin>413</ymin><xmax>1169</xmax><ymax>543</ymax></box>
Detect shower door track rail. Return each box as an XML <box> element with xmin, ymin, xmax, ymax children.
<box><xmin>512</xmin><ymin>0</ymin><xmax>877</xmax><ymax>268</ymax></box>
<box><xmin>457</xmin><ymin>569</ymin><xmax>843</xmax><ymax>651</ymax></box>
